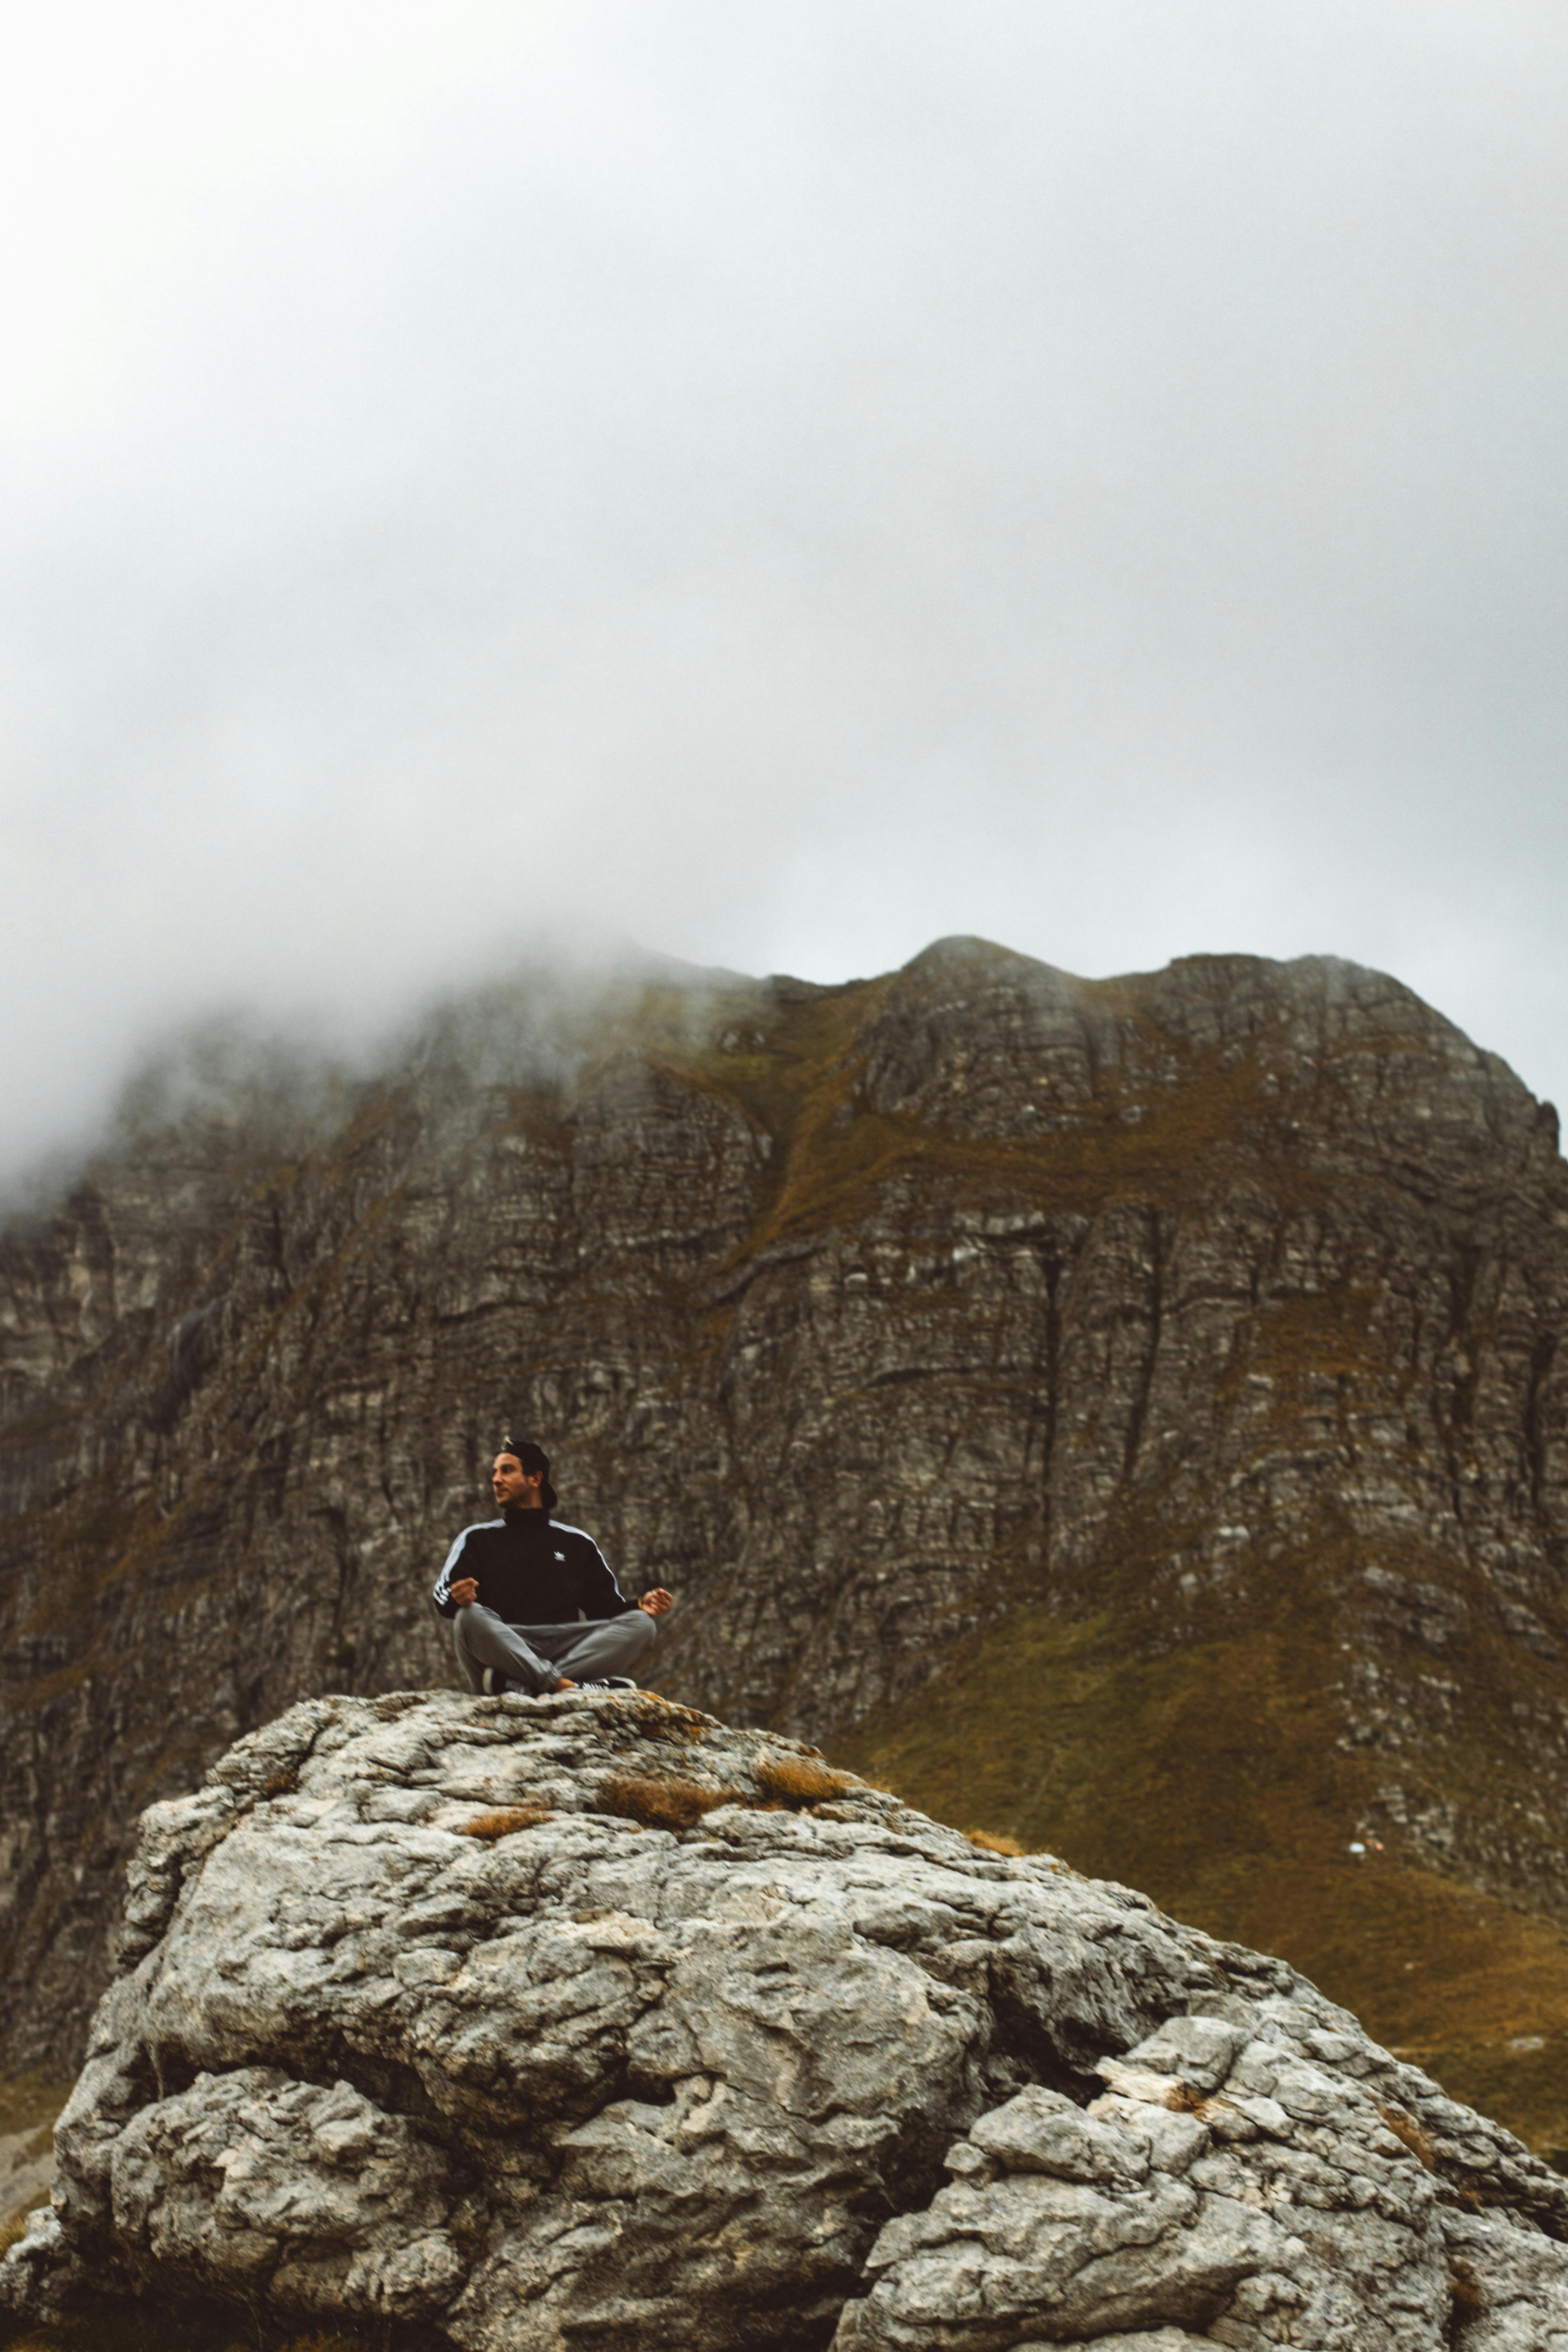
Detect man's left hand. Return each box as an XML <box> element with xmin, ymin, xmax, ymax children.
<box><xmin>638</xmin><ymin>1588</ymin><xmax>674</xmax><ymax>1618</ymax></box>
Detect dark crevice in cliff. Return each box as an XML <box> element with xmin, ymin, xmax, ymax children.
<box><xmin>1033</xmin><ymin>1239</ymin><xmax>1063</xmax><ymax>1577</ymax></box>
<box><xmin>1120</xmin><ymin>1206</ymin><xmax>1167</xmax><ymax>1484</ymax></box>
<box><xmin>1526</xmin><ymin>1331</ymin><xmax>1558</xmax><ymax>1526</ymax></box>
<box><xmin>322</xmin><ymin>1503</ymin><xmax>362</xmax><ymax>1689</ymax></box>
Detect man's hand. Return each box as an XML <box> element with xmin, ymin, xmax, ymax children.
<box><xmin>450</xmin><ymin>1576</ymin><xmax>479</xmax><ymax>1609</ymax></box>
<box><xmin>638</xmin><ymin>1588</ymin><xmax>673</xmax><ymax>1618</ymax></box>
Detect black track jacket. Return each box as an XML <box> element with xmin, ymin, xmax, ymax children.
<box><xmin>430</xmin><ymin>1505</ymin><xmax>637</xmax><ymax>1625</ymax></box>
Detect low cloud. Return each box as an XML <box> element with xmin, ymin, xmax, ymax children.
<box><xmin>3</xmin><ymin>0</ymin><xmax>1567</xmax><ymax>1193</ymax></box>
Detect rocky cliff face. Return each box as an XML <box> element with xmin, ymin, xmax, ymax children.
<box><xmin>3</xmin><ymin>939</ymin><xmax>1568</xmax><ymax>2097</ymax></box>
<box><xmin>6</xmin><ymin>1689</ymin><xmax>1568</xmax><ymax>2351</ymax></box>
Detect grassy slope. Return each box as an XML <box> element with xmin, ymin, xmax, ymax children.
<box><xmin>833</xmin><ymin>1601</ymin><xmax>1568</xmax><ymax>2157</ymax></box>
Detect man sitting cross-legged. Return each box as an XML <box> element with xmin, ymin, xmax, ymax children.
<box><xmin>431</xmin><ymin>1438</ymin><xmax>673</xmax><ymax>1695</ymax></box>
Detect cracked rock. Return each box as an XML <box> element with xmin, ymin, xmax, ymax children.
<box><xmin>4</xmin><ymin>1689</ymin><xmax>1568</xmax><ymax>2350</ymax></box>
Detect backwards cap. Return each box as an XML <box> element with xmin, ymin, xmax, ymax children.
<box><xmin>498</xmin><ymin>1436</ymin><xmax>558</xmax><ymax>1515</ymax></box>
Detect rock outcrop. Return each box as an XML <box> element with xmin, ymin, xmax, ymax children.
<box><xmin>5</xmin><ymin>1688</ymin><xmax>1568</xmax><ymax>2349</ymax></box>
<box><xmin>4</xmin><ymin>939</ymin><xmax>1568</xmax><ymax>2088</ymax></box>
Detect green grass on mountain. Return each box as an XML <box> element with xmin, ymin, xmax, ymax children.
<box><xmin>0</xmin><ymin>2078</ymin><xmax>68</xmax><ymax>2150</ymax></box>
<box><xmin>833</xmin><ymin>1600</ymin><xmax>1568</xmax><ymax>2159</ymax></box>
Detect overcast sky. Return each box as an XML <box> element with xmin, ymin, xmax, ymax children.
<box><xmin>3</xmin><ymin>0</ymin><xmax>1566</xmax><ymax>1181</ymax></box>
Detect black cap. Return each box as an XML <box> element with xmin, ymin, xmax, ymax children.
<box><xmin>498</xmin><ymin>1436</ymin><xmax>557</xmax><ymax>1515</ymax></box>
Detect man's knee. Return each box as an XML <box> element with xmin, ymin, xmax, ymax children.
<box><xmin>624</xmin><ymin>1608</ymin><xmax>657</xmax><ymax>1654</ymax></box>
<box><xmin>452</xmin><ymin>1602</ymin><xmax>498</xmax><ymax>1661</ymax></box>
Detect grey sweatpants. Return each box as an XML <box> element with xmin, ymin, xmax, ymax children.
<box><xmin>452</xmin><ymin>1602</ymin><xmax>657</xmax><ymax>1696</ymax></box>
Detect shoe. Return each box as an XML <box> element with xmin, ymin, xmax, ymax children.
<box><xmin>572</xmin><ymin>1676</ymin><xmax>639</xmax><ymax>1692</ymax></box>
<box><xmin>480</xmin><ymin>1667</ymin><xmax>511</xmax><ymax>1696</ymax></box>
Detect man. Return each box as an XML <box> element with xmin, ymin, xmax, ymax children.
<box><xmin>431</xmin><ymin>1437</ymin><xmax>673</xmax><ymax>1696</ymax></box>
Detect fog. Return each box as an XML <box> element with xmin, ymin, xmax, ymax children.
<box><xmin>4</xmin><ymin>0</ymin><xmax>1567</xmax><ymax>1187</ymax></box>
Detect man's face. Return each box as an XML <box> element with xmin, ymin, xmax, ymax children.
<box><xmin>492</xmin><ymin>1453</ymin><xmax>544</xmax><ymax>1509</ymax></box>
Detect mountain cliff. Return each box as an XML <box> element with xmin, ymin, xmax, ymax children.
<box><xmin>4</xmin><ymin>938</ymin><xmax>1568</xmax><ymax>2141</ymax></box>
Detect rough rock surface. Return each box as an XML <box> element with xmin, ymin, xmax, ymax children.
<box><xmin>5</xmin><ymin>1689</ymin><xmax>1567</xmax><ymax>2350</ymax></box>
<box><xmin>5</xmin><ymin>939</ymin><xmax>1568</xmax><ymax>2076</ymax></box>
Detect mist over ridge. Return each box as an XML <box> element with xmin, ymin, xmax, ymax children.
<box><xmin>3</xmin><ymin>2</ymin><xmax>1567</xmax><ymax>1191</ymax></box>
<box><xmin>6</xmin><ymin>926</ymin><xmax>1551</xmax><ymax>1241</ymax></box>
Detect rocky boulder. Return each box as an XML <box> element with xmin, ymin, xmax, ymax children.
<box><xmin>5</xmin><ymin>1687</ymin><xmax>1568</xmax><ymax>2350</ymax></box>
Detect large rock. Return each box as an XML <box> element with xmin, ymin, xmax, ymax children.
<box><xmin>6</xmin><ymin>1688</ymin><xmax>1568</xmax><ymax>2349</ymax></box>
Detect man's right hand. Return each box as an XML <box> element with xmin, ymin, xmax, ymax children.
<box><xmin>450</xmin><ymin>1577</ymin><xmax>479</xmax><ymax>1608</ymax></box>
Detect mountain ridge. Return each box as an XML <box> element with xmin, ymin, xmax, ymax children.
<box><xmin>3</xmin><ymin>935</ymin><xmax>1567</xmax><ymax>2150</ymax></box>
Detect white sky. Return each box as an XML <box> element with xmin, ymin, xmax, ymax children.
<box><xmin>3</xmin><ymin>0</ymin><xmax>1567</xmax><ymax>1179</ymax></box>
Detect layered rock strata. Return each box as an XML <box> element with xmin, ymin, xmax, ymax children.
<box><xmin>3</xmin><ymin>941</ymin><xmax>1568</xmax><ymax>2078</ymax></box>
<box><xmin>5</xmin><ymin>1689</ymin><xmax>1568</xmax><ymax>2351</ymax></box>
